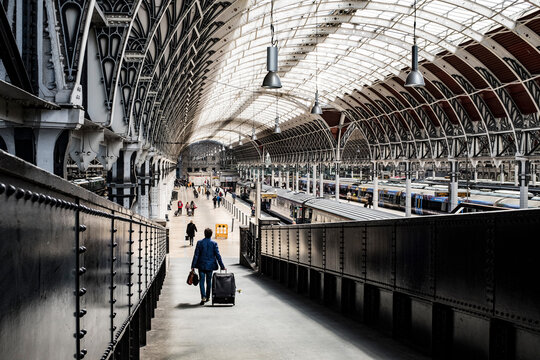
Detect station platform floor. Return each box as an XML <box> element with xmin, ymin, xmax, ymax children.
<box><xmin>140</xmin><ymin>186</ymin><xmax>428</xmax><ymax>360</ymax></box>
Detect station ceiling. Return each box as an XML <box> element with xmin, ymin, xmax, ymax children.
<box><xmin>102</xmin><ymin>1</ymin><xmax>540</xmax><ymax>163</ymax></box>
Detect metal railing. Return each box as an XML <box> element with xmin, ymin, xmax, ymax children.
<box><xmin>260</xmin><ymin>209</ymin><xmax>540</xmax><ymax>358</ymax></box>
<box><xmin>0</xmin><ymin>150</ymin><xmax>167</xmax><ymax>360</ymax></box>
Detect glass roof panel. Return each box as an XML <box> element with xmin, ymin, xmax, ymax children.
<box><xmin>185</xmin><ymin>0</ymin><xmax>538</xmax><ymax>143</ymax></box>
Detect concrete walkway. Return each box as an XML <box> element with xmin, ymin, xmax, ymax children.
<box><xmin>140</xmin><ymin>186</ymin><xmax>428</xmax><ymax>360</ymax></box>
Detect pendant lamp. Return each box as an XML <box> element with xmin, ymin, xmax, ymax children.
<box><xmin>405</xmin><ymin>0</ymin><xmax>425</xmax><ymax>87</ymax></box>
<box><xmin>262</xmin><ymin>0</ymin><xmax>282</xmax><ymax>89</ymax></box>
<box><xmin>311</xmin><ymin>3</ymin><xmax>323</xmax><ymax>115</ymax></box>
<box><xmin>274</xmin><ymin>116</ymin><xmax>281</xmax><ymax>134</ymax></box>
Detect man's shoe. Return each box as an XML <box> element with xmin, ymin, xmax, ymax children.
<box><xmin>205</xmin><ymin>297</ymin><xmax>210</xmax><ymax>303</ymax></box>
<box><xmin>200</xmin><ymin>298</ymin><xmax>206</xmax><ymax>305</ymax></box>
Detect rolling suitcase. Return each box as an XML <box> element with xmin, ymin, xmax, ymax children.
<box><xmin>212</xmin><ymin>270</ymin><xmax>236</xmax><ymax>305</ymax></box>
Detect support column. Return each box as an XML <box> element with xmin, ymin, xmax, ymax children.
<box><xmin>351</xmin><ymin>167</ymin><xmax>354</xmax><ymax>179</ymax></box>
<box><xmin>271</xmin><ymin>166</ymin><xmax>275</xmax><ymax>188</ymax></box>
<box><xmin>136</xmin><ymin>160</ymin><xmax>150</xmax><ymax>218</ymax></box>
<box><xmin>518</xmin><ymin>159</ymin><xmax>529</xmax><ymax>209</ymax></box>
<box><xmin>278</xmin><ymin>168</ymin><xmax>282</xmax><ymax>188</ymax></box>
<box><xmin>306</xmin><ymin>166</ymin><xmax>310</xmax><ymax>194</ymax></box>
<box><xmin>359</xmin><ymin>167</ymin><xmax>363</xmax><ymax>182</ymax></box>
<box><xmin>335</xmin><ymin>162</ymin><xmax>340</xmax><ymax>201</ymax></box>
<box><xmin>295</xmin><ymin>166</ymin><xmax>299</xmax><ymax>192</ymax></box>
<box><xmin>405</xmin><ymin>161</ymin><xmax>412</xmax><ymax>217</ymax></box>
<box><xmin>449</xmin><ymin>160</ymin><xmax>459</xmax><ymax>213</ymax></box>
<box><xmin>35</xmin><ymin>128</ymin><xmax>64</xmax><ymax>174</ymax></box>
<box><xmin>500</xmin><ymin>163</ymin><xmax>505</xmax><ymax>184</ymax></box>
<box><xmin>532</xmin><ymin>163</ymin><xmax>536</xmax><ymax>186</ymax></box>
<box><xmin>286</xmin><ymin>167</ymin><xmax>290</xmax><ymax>190</ymax></box>
<box><xmin>319</xmin><ymin>164</ymin><xmax>324</xmax><ymax>197</ymax></box>
<box><xmin>514</xmin><ymin>164</ymin><xmax>519</xmax><ymax>187</ymax></box>
<box><xmin>312</xmin><ymin>164</ymin><xmax>317</xmax><ymax>195</ymax></box>
<box><xmin>373</xmin><ymin>163</ymin><xmax>378</xmax><ymax>209</ymax></box>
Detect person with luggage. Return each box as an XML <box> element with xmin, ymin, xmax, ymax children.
<box><xmin>176</xmin><ymin>200</ymin><xmax>183</xmax><ymax>216</ymax></box>
<box><xmin>216</xmin><ymin>194</ymin><xmax>221</xmax><ymax>208</ymax></box>
<box><xmin>212</xmin><ymin>195</ymin><xmax>217</xmax><ymax>208</ymax></box>
<box><xmin>185</xmin><ymin>202</ymin><xmax>191</xmax><ymax>216</ymax></box>
<box><xmin>190</xmin><ymin>200</ymin><xmax>197</xmax><ymax>215</ymax></box>
<box><xmin>193</xmin><ymin>188</ymin><xmax>198</xmax><ymax>198</ymax></box>
<box><xmin>191</xmin><ymin>227</ymin><xmax>226</xmax><ymax>305</ymax></box>
<box><xmin>186</xmin><ymin>220</ymin><xmax>197</xmax><ymax>246</ymax></box>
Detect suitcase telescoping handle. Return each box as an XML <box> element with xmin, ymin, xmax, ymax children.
<box><xmin>219</xmin><ymin>268</ymin><xmax>227</xmax><ymax>273</ymax></box>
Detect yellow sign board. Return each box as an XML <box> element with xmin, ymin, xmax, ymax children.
<box><xmin>215</xmin><ymin>224</ymin><xmax>228</xmax><ymax>239</ymax></box>
<box><xmin>261</xmin><ymin>193</ymin><xmax>277</xmax><ymax>199</ymax></box>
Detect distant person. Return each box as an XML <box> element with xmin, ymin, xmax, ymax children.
<box><xmin>212</xmin><ymin>195</ymin><xmax>217</xmax><ymax>208</ymax></box>
<box><xmin>186</xmin><ymin>220</ymin><xmax>197</xmax><ymax>246</ymax></box>
<box><xmin>216</xmin><ymin>194</ymin><xmax>221</xmax><ymax>207</ymax></box>
<box><xmin>191</xmin><ymin>228</ymin><xmax>226</xmax><ymax>305</ymax></box>
<box><xmin>177</xmin><ymin>200</ymin><xmax>183</xmax><ymax>216</ymax></box>
<box><xmin>367</xmin><ymin>193</ymin><xmax>373</xmax><ymax>208</ymax></box>
<box><xmin>206</xmin><ymin>189</ymin><xmax>210</xmax><ymax>199</ymax></box>
<box><xmin>347</xmin><ymin>191</ymin><xmax>351</xmax><ymax>202</ymax></box>
<box><xmin>190</xmin><ymin>200</ymin><xmax>197</xmax><ymax>215</ymax></box>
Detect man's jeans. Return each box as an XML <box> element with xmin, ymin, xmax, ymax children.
<box><xmin>199</xmin><ymin>270</ymin><xmax>213</xmax><ymax>299</ymax></box>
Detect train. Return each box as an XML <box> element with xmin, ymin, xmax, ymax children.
<box><xmin>71</xmin><ymin>176</ymin><xmax>107</xmax><ymax>195</ymax></box>
<box><xmin>238</xmin><ymin>182</ymin><xmax>397</xmax><ymax>224</ymax></box>
<box><xmin>296</xmin><ymin>178</ymin><xmax>540</xmax><ymax>215</ymax></box>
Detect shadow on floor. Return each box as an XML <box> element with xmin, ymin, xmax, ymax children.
<box><xmin>240</xmin><ymin>265</ymin><xmax>428</xmax><ymax>360</ymax></box>
<box><xmin>175</xmin><ymin>303</ymin><xmax>203</xmax><ymax>309</ymax></box>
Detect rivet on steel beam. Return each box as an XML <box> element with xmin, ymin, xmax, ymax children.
<box><xmin>112</xmin><ymin>256</ymin><xmax>117</xmax><ymax>262</ymax></box>
<box><xmin>110</xmin><ymin>298</ymin><xmax>117</xmax><ymax>304</ymax></box>
<box><xmin>45</xmin><ymin>196</ymin><xmax>52</xmax><ymax>204</ymax></box>
<box><xmin>79</xmin><ymin>309</ymin><xmax>87</xmax><ymax>317</ymax></box>
<box><xmin>76</xmin><ymin>329</ymin><xmax>87</xmax><ymax>339</ymax></box>
<box><xmin>38</xmin><ymin>194</ymin><xmax>46</xmax><ymax>203</ymax></box>
<box><xmin>112</xmin><ymin>228</ymin><xmax>117</xmax><ymax>233</ymax></box>
<box><xmin>6</xmin><ymin>185</ymin><xmax>16</xmax><ymax>197</ymax></box>
<box><xmin>78</xmin><ymin>267</ymin><xmax>87</xmax><ymax>275</ymax></box>
<box><xmin>112</xmin><ymin>271</ymin><xmax>117</xmax><ymax>276</ymax></box>
<box><xmin>78</xmin><ymin>288</ymin><xmax>87</xmax><ymax>296</ymax></box>
<box><xmin>112</xmin><ymin>242</ymin><xmax>118</xmax><ymax>247</ymax></box>
<box><xmin>110</xmin><ymin>285</ymin><xmax>116</xmax><ymax>290</ymax></box>
<box><xmin>112</xmin><ymin>326</ymin><xmax>117</xmax><ymax>331</ymax></box>
<box><xmin>111</xmin><ymin>312</ymin><xmax>116</xmax><ymax>318</ymax></box>
<box><xmin>78</xmin><ymin>246</ymin><xmax>87</xmax><ymax>254</ymax></box>
<box><xmin>0</xmin><ymin>183</ymin><xmax>5</xmax><ymax>194</ymax></box>
<box><xmin>15</xmin><ymin>188</ymin><xmax>25</xmax><ymax>199</ymax></box>
<box><xmin>79</xmin><ymin>349</ymin><xmax>87</xmax><ymax>358</ymax></box>
<box><xmin>78</xmin><ymin>225</ymin><xmax>87</xmax><ymax>232</ymax></box>
<box><xmin>50</xmin><ymin>198</ymin><xmax>57</xmax><ymax>206</ymax></box>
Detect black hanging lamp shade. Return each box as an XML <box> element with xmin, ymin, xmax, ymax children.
<box><xmin>262</xmin><ymin>46</ymin><xmax>282</xmax><ymax>89</ymax></box>
<box><xmin>274</xmin><ymin>116</ymin><xmax>281</xmax><ymax>134</ymax></box>
<box><xmin>311</xmin><ymin>90</ymin><xmax>323</xmax><ymax>115</ymax></box>
<box><xmin>405</xmin><ymin>44</ymin><xmax>424</xmax><ymax>87</ymax></box>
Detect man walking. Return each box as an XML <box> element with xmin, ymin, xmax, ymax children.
<box><xmin>191</xmin><ymin>228</ymin><xmax>226</xmax><ymax>305</ymax></box>
<box><xmin>186</xmin><ymin>220</ymin><xmax>197</xmax><ymax>246</ymax></box>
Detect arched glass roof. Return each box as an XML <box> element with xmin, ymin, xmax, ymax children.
<box><xmin>190</xmin><ymin>0</ymin><xmax>537</xmax><ymax>146</ymax></box>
